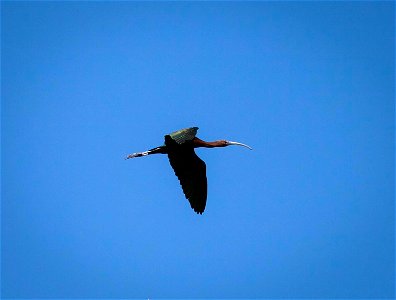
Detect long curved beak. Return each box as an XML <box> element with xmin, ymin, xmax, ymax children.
<box><xmin>226</xmin><ymin>141</ymin><xmax>253</xmax><ymax>150</ymax></box>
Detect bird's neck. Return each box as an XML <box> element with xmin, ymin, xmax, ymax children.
<box><xmin>193</xmin><ymin>138</ymin><xmax>225</xmax><ymax>148</ymax></box>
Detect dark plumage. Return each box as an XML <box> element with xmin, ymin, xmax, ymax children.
<box><xmin>126</xmin><ymin>127</ymin><xmax>251</xmax><ymax>214</ymax></box>
<box><xmin>165</xmin><ymin>135</ymin><xmax>207</xmax><ymax>214</ymax></box>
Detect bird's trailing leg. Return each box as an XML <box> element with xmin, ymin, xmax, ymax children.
<box><xmin>125</xmin><ymin>151</ymin><xmax>149</xmax><ymax>159</ymax></box>
<box><xmin>125</xmin><ymin>146</ymin><xmax>167</xmax><ymax>160</ymax></box>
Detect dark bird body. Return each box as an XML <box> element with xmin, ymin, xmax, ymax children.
<box><xmin>126</xmin><ymin>127</ymin><xmax>252</xmax><ymax>214</ymax></box>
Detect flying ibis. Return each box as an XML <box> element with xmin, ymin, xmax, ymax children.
<box><xmin>126</xmin><ymin>127</ymin><xmax>252</xmax><ymax>214</ymax></box>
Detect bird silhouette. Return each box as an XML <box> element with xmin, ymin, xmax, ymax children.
<box><xmin>126</xmin><ymin>127</ymin><xmax>252</xmax><ymax>214</ymax></box>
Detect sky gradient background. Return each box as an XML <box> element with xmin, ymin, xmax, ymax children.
<box><xmin>1</xmin><ymin>1</ymin><xmax>394</xmax><ymax>298</ymax></box>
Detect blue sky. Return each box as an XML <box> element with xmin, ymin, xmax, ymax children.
<box><xmin>1</xmin><ymin>1</ymin><xmax>394</xmax><ymax>298</ymax></box>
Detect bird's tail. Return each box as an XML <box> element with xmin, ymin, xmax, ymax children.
<box><xmin>125</xmin><ymin>146</ymin><xmax>167</xmax><ymax>160</ymax></box>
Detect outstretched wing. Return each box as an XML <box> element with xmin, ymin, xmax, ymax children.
<box><xmin>165</xmin><ymin>135</ymin><xmax>207</xmax><ymax>214</ymax></box>
<box><xmin>168</xmin><ymin>127</ymin><xmax>199</xmax><ymax>144</ymax></box>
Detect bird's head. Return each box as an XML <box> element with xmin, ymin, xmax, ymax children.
<box><xmin>224</xmin><ymin>140</ymin><xmax>253</xmax><ymax>150</ymax></box>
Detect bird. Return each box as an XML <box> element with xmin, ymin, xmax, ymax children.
<box><xmin>125</xmin><ymin>127</ymin><xmax>252</xmax><ymax>214</ymax></box>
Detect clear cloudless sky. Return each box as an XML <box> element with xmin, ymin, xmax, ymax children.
<box><xmin>1</xmin><ymin>1</ymin><xmax>394</xmax><ymax>298</ymax></box>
